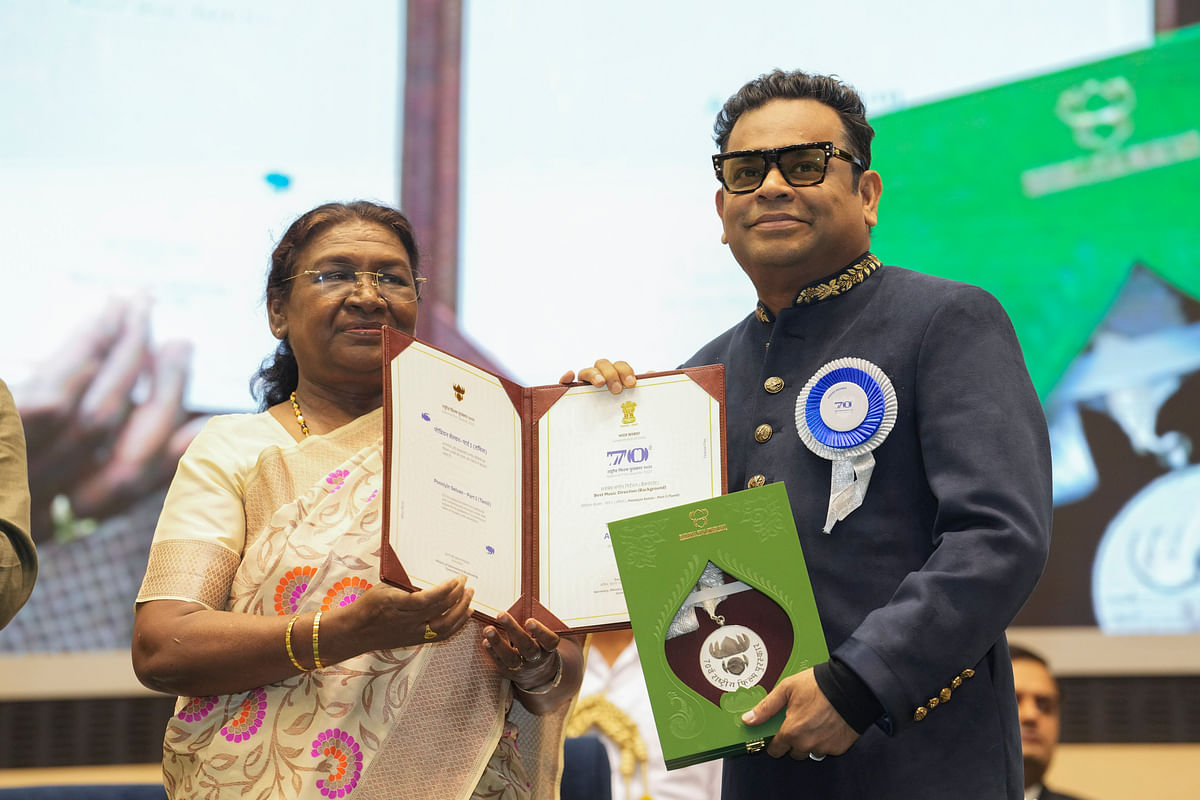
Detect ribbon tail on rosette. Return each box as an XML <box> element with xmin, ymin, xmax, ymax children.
<box><xmin>824</xmin><ymin>453</ymin><xmax>877</xmax><ymax>533</ymax></box>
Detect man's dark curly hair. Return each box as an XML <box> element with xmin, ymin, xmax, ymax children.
<box><xmin>713</xmin><ymin>69</ymin><xmax>875</xmax><ymax>176</ymax></box>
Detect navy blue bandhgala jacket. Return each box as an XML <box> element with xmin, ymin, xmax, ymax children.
<box><xmin>685</xmin><ymin>260</ymin><xmax>1052</xmax><ymax>800</ymax></box>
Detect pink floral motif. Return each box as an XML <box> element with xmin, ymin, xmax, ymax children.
<box><xmin>325</xmin><ymin>469</ymin><xmax>350</xmax><ymax>492</ymax></box>
<box><xmin>177</xmin><ymin>696</ymin><xmax>217</xmax><ymax>723</ymax></box>
<box><xmin>220</xmin><ymin>687</ymin><xmax>267</xmax><ymax>743</ymax></box>
<box><xmin>312</xmin><ymin>728</ymin><xmax>363</xmax><ymax>797</ymax></box>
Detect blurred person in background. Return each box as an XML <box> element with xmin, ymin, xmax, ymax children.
<box><xmin>1010</xmin><ymin>644</ymin><xmax>1088</xmax><ymax>800</ymax></box>
<box><xmin>0</xmin><ymin>377</ymin><xmax>36</xmax><ymax>629</ymax></box>
<box><xmin>570</xmin><ymin>629</ymin><xmax>722</xmax><ymax>800</ymax></box>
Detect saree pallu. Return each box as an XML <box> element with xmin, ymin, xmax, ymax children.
<box><xmin>154</xmin><ymin>412</ymin><xmax>568</xmax><ymax>799</ymax></box>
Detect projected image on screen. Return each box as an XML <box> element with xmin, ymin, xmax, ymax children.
<box><xmin>0</xmin><ymin>0</ymin><xmax>401</xmax><ymax>653</ymax></box>
<box><xmin>870</xmin><ymin>26</ymin><xmax>1200</xmax><ymax>637</ymax></box>
<box><xmin>1031</xmin><ymin>266</ymin><xmax>1200</xmax><ymax>631</ymax></box>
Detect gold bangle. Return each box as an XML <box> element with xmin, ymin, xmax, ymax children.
<box><xmin>311</xmin><ymin>611</ymin><xmax>324</xmax><ymax>670</ymax></box>
<box><xmin>285</xmin><ymin>614</ymin><xmax>309</xmax><ymax>672</ymax></box>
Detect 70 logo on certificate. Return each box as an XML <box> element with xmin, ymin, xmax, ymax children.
<box><xmin>607</xmin><ymin>447</ymin><xmax>651</xmax><ymax>466</ymax></box>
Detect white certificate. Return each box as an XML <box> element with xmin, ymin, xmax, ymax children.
<box><xmin>387</xmin><ymin>340</ymin><xmax>524</xmax><ymax>618</ymax></box>
<box><xmin>537</xmin><ymin>376</ymin><xmax>724</xmax><ymax>628</ymax></box>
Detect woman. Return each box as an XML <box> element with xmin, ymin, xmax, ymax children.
<box><xmin>133</xmin><ymin>201</ymin><xmax>583</xmax><ymax>799</ymax></box>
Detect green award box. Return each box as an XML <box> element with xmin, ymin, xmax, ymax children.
<box><xmin>606</xmin><ymin>481</ymin><xmax>827</xmax><ymax>769</ymax></box>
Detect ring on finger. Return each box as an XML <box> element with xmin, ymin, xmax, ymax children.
<box><xmin>424</xmin><ymin>623</ymin><xmax>437</xmax><ymax>641</ymax></box>
<box><xmin>524</xmin><ymin>649</ymin><xmax>547</xmax><ymax>664</ymax></box>
<box><xmin>808</xmin><ymin>752</ymin><xmax>826</xmax><ymax>762</ymax></box>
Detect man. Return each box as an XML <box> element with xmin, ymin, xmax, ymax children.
<box><xmin>576</xmin><ymin>70</ymin><xmax>1052</xmax><ymax>798</ymax></box>
<box><xmin>1</xmin><ymin>377</ymin><xmax>36</xmax><ymax>629</ymax></box>
<box><xmin>1011</xmin><ymin>645</ymin><xmax>1087</xmax><ymax>800</ymax></box>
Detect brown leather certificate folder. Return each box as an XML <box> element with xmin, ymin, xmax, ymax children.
<box><xmin>380</xmin><ymin>326</ymin><xmax>726</xmax><ymax>634</ymax></box>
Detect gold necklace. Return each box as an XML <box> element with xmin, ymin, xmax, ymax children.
<box><xmin>289</xmin><ymin>391</ymin><xmax>310</xmax><ymax>437</ymax></box>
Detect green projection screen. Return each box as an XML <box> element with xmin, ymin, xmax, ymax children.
<box><xmin>871</xmin><ymin>26</ymin><xmax>1200</xmax><ymax>670</ymax></box>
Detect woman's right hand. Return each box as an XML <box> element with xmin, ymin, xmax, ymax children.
<box><xmin>133</xmin><ymin>576</ymin><xmax>474</xmax><ymax>697</ymax></box>
<box><xmin>332</xmin><ymin>575</ymin><xmax>475</xmax><ymax>655</ymax></box>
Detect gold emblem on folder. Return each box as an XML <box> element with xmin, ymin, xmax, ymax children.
<box><xmin>452</xmin><ymin>383</ymin><xmax>466</xmax><ymax>401</ymax></box>
<box><xmin>620</xmin><ymin>400</ymin><xmax>637</xmax><ymax>425</ymax></box>
<box><xmin>680</xmin><ymin>508</ymin><xmax>727</xmax><ymax>541</ymax></box>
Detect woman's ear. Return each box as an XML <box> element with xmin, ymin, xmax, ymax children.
<box><xmin>267</xmin><ymin>291</ymin><xmax>288</xmax><ymax>340</ymax></box>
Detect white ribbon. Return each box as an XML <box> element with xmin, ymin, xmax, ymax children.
<box><xmin>824</xmin><ymin>453</ymin><xmax>876</xmax><ymax>533</ymax></box>
<box><xmin>667</xmin><ymin>562</ymin><xmax>745</xmax><ymax>639</ymax></box>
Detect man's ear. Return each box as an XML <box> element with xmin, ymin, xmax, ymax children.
<box><xmin>267</xmin><ymin>291</ymin><xmax>288</xmax><ymax>340</ymax></box>
<box><xmin>715</xmin><ymin>188</ymin><xmax>729</xmax><ymax>245</ymax></box>
<box><xmin>859</xmin><ymin>170</ymin><xmax>882</xmax><ymax>230</ymax></box>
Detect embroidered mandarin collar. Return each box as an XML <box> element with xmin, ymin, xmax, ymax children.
<box><xmin>755</xmin><ymin>253</ymin><xmax>882</xmax><ymax>323</ymax></box>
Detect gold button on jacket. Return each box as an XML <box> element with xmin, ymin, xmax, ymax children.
<box><xmin>754</xmin><ymin>424</ymin><xmax>774</xmax><ymax>443</ymax></box>
<box><xmin>747</xmin><ymin>474</ymin><xmax>766</xmax><ymax>488</ymax></box>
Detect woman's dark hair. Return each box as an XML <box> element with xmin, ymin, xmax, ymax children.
<box><xmin>713</xmin><ymin>69</ymin><xmax>875</xmax><ymax>181</ymax></box>
<box><xmin>250</xmin><ymin>201</ymin><xmax>421</xmax><ymax>409</ymax></box>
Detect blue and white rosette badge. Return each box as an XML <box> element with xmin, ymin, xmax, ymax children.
<box><xmin>795</xmin><ymin>357</ymin><xmax>897</xmax><ymax>533</ymax></box>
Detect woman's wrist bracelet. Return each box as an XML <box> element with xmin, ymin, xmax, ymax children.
<box><xmin>311</xmin><ymin>611</ymin><xmax>324</xmax><ymax>669</ymax></box>
<box><xmin>285</xmin><ymin>614</ymin><xmax>309</xmax><ymax>672</ymax></box>
<box><xmin>515</xmin><ymin>651</ymin><xmax>563</xmax><ymax>695</ymax></box>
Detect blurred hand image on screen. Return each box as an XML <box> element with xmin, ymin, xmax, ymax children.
<box><xmin>20</xmin><ymin>296</ymin><xmax>204</xmax><ymax>543</ymax></box>
<box><xmin>0</xmin><ymin>297</ymin><xmax>208</xmax><ymax>652</ymax></box>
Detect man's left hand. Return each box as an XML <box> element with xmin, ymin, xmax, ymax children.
<box><xmin>559</xmin><ymin>359</ymin><xmax>637</xmax><ymax>395</ymax></box>
<box><xmin>742</xmin><ymin>668</ymin><xmax>860</xmax><ymax>759</ymax></box>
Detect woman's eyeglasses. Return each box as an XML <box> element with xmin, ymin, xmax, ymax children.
<box><xmin>282</xmin><ymin>269</ymin><xmax>425</xmax><ymax>303</ymax></box>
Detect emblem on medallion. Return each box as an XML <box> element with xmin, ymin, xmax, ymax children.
<box><xmin>699</xmin><ymin>625</ymin><xmax>768</xmax><ymax>692</ymax></box>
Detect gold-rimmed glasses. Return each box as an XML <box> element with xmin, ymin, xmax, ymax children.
<box><xmin>282</xmin><ymin>268</ymin><xmax>425</xmax><ymax>303</ymax></box>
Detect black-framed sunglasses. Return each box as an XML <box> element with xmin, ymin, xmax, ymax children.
<box><xmin>712</xmin><ymin>141</ymin><xmax>866</xmax><ymax>194</ymax></box>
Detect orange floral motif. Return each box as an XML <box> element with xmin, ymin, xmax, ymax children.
<box><xmin>322</xmin><ymin>576</ymin><xmax>372</xmax><ymax>611</ymax></box>
<box><xmin>274</xmin><ymin>566</ymin><xmax>318</xmax><ymax>615</ymax></box>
